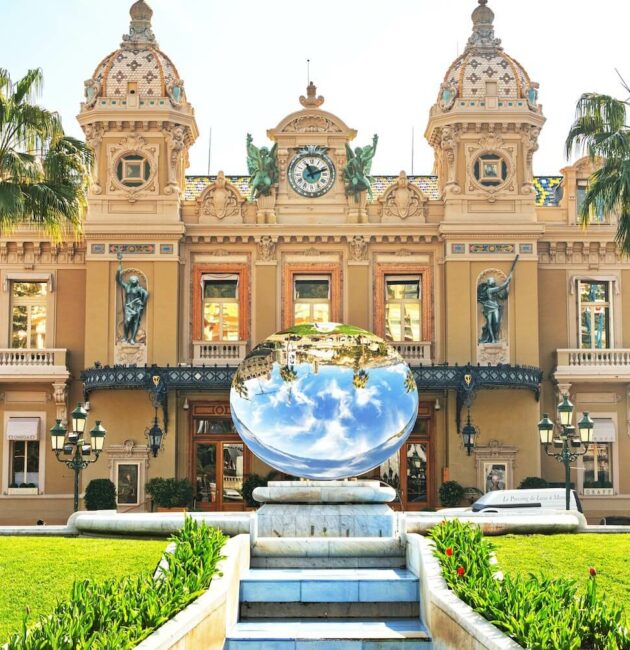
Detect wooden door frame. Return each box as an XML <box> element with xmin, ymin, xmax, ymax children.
<box><xmin>189</xmin><ymin>402</ymin><xmax>251</xmax><ymax>511</ymax></box>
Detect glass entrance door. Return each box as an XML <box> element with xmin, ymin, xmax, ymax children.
<box><xmin>191</xmin><ymin>405</ymin><xmax>247</xmax><ymax>511</ymax></box>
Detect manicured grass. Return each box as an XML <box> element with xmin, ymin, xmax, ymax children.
<box><xmin>0</xmin><ymin>536</ymin><xmax>166</xmax><ymax>642</ymax></box>
<box><xmin>493</xmin><ymin>534</ymin><xmax>630</xmax><ymax>607</ymax></box>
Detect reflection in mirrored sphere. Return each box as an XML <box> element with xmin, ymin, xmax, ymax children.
<box><xmin>230</xmin><ymin>323</ymin><xmax>419</xmax><ymax>480</ymax></box>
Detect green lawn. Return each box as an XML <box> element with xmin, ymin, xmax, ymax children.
<box><xmin>493</xmin><ymin>534</ymin><xmax>630</xmax><ymax>607</ymax></box>
<box><xmin>0</xmin><ymin>537</ymin><xmax>167</xmax><ymax>642</ymax></box>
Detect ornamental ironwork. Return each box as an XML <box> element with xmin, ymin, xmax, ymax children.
<box><xmin>81</xmin><ymin>362</ymin><xmax>541</xmax><ymax>434</ymax></box>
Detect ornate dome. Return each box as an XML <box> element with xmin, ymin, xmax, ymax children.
<box><xmin>84</xmin><ymin>0</ymin><xmax>185</xmax><ymax>109</ymax></box>
<box><xmin>437</xmin><ymin>0</ymin><xmax>539</xmax><ymax>112</ymax></box>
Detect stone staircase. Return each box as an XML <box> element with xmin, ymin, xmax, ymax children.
<box><xmin>224</xmin><ymin>539</ymin><xmax>432</xmax><ymax>649</ymax></box>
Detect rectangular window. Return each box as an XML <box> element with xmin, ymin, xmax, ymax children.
<box><xmin>583</xmin><ymin>443</ymin><xmax>612</xmax><ymax>487</ymax></box>
<box><xmin>202</xmin><ymin>276</ymin><xmax>239</xmax><ymax>341</ymax></box>
<box><xmin>578</xmin><ymin>280</ymin><xmax>611</xmax><ymax>349</ymax></box>
<box><xmin>576</xmin><ymin>180</ymin><xmax>606</xmax><ymax>224</ymax></box>
<box><xmin>10</xmin><ymin>282</ymin><xmax>47</xmax><ymax>349</ymax></box>
<box><xmin>385</xmin><ymin>276</ymin><xmax>422</xmax><ymax>342</ymax></box>
<box><xmin>293</xmin><ymin>275</ymin><xmax>331</xmax><ymax>325</ymax></box>
<box><xmin>9</xmin><ymin>440</ymin><xmax>39</xmax><ymax>488</ymax></box>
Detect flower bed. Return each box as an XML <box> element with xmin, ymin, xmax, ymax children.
<box><xmin>429</xmin><ymin>519</ymin><xmax>630</xmax><ymax>649</ymax></box>
<box><xmin>4</xmin><ymin>518</ymin><xmax>226</xmax><ymax>650</ymax></box>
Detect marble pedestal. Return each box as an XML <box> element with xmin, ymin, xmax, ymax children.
<box><xmin>254</xmin><ymin>480</ymin><xmax>396</xmax><ymax>538</ymax></box>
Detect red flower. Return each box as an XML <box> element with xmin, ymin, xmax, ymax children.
<box><xmin>445</xmin><ymin>547</ymin><xmax>454</xmax><ymax>557</ymax></box>
<box><xmin>589</xmin><ymin>567</ymin><xmax>597</xmax><ymax>577</ymax></box>
<box><xmin>457</xmin><ymin>566</ymin><xmax>465</xmax><ymax>577</ymax></box>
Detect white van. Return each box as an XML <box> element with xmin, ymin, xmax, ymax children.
<box><xmin>440</xmin><ymin>488</ymin><xmax>583</xmax><ymax>515</ymax></box>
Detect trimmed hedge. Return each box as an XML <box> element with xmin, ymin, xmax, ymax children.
<box><xmin>5</xmin><ymin>518</ymin><xmax>226</xmax><ymax>649</ymax></box>
<box><xmin>85</xmin><ymin>478</ymin><xmax>116</xmax><ymax>510</ymax></box>
<box><xmin>429</xmin><ymin>519</ymin><xmax>630</xmax><ymax>649</ymax></box>
<box><xmin>438</xmin><ymin>480</ymin><xmax>464</xmax><ymax>507</ymax></box>
<box><xmin>145</xmin><ymin>477</ymin><xmax>194</xmax><ymax>508</ymax></box>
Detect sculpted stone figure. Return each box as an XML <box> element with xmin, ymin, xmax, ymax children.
<box><xmin>344</xmin><ymin>134</ymin><xmax>378</xmax><ymax>199</ymax></box>
<box><xmin>246</xmin><ymin>133</ymin><xmax>278</xmax><ymax>199</ymax></box>
<box><xmin>116</xmin><ymin>253</ymin><xmax>149</xmax><ymax>345</ymax></box>
<box><xmin>477</xmin><ymin>256</ymin><xmax>518</xmax><ymax>344</ymax></box>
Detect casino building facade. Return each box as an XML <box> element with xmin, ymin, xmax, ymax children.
<box><xmin>0</xmin><ymin>0</ymin><xmax>627</xmax><ymax>523</ymax></box>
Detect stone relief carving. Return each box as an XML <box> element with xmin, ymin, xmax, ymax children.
<box><xmin>521</xmin><ymin>125</ymin><xmax>540</xmax><ymax>193</ymax></box>
<box><xmin>380</xmin><ymin>171</ymin><xmax>428</xmax><ymax>222</ymax></box>
<box><xmin>349</xmin><ymin>235</ymin><xmax>368</xmax><ymax>262</ymax></box>
<box><xmin>83</xmin><ymin>78</ymin><xmax>101</xmax><ymax>109</ymax></box>
<box><xmin>257</xmin><ymin>236</ymin><xmax>276</xmax><ymax>262</ymax></box>
<box><xmin>198</xmin><ymin>171</ymin><xmax>244</xmax><ymax>223</ymax></box>
<box><xmin>440</xmin><ymin>126</ymin><xmax>460</xmax><ymax>193</ymax></box>
<box><xmin>162</xmin><ymin>124</ymin><xmax>187</xmax><ymax>193</ymax></box>
<box><xmin>52</xmin><ymin>381</ymin><xmax>68</xmax><ymax>424</ymax></box>
<box><xmin>83</xmin><ymin>123</ymin><xmax>105</xmax><ymax>194</ymax></box>
<box><xmin>466</xmin><ymin>130</ymin><xmax>516</xmax><ymax>199</ymax></box>
<box><xmin>283</xmin><ymin>115</ymin><xmax>343</xmax><ymax>133</ymax></box>
<box><xmin>108</xmin><ymin>135</ymin><xmax>158</xmax><ymax>201</ymax></box>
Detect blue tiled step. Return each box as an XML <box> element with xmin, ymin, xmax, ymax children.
<box><xmin>240</xmin><ymin>568</ymin><xmax>419</xmax><ymax>604</ymax></box>
<box><xmin>224</xmin><ymin>618</ymin><xmax>432</xmax><ymax>649</ymax></box>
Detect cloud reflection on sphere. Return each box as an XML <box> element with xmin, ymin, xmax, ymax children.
<box><xmin>230</xmin><ymin>323</ymin><xmax>419</xmax><ymax>480</ymax></box>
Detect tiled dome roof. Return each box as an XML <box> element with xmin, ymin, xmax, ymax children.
<box><xmin>437</xmin><ymin>0</ymin><xmax>538</xmax><ymax>111</ymax></box>
<box><xmin>84</xmin><ymin>0</ymin><xmax>185</xmax><ymax>108</ymax></box>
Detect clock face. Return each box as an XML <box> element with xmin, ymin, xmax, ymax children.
<box><xmin>288</xmin><ymin>147</ymin><xmax>336</xmax><ymax>198</ymax></box>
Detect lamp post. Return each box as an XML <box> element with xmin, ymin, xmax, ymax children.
<box><xmin>537</xmin><ymin>394</ymin><xmax>593</xmax><ymax>511</ymax></box>
<box><xmin>49</xmin><ymin>403</ymin><xmax>107</xmax><ymax>512</ymax></box>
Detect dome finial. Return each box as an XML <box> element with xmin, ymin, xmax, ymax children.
<box><xmin>300</xmin><ymin>82</ymin><xmax>325</xmax><ymax>108</ymax></box>
<box><xmin>466</xmin><ymin>0</ymin><xmax>502</xmax><ymax>53</ymax></box>
<box><xmin>121</xmin><ymin>0</ymin><xmax>158</xmax><ymax>49</ymax></box>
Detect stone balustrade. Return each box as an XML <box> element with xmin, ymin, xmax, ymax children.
<box><xmin>0</xmin><ymin>348</ymin><xmax>69</xmax><ymax>380</ymax></box>
<box><xmin>193</xmin><ymin>341</ymin><xmax>248</xmax><ymax>366</ymax></box>
<box><xmin>555</xmin><ymin>348</ymin><xmax>630</xmax><ymax>383</ymax></box>
<box><xmin>390</xmin><ymin>341</ymin><xmax>432</xmax><ymax>364</ymax></box>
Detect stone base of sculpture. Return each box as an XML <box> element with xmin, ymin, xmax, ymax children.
<box><xmin>114</xmin><ymin>341</ymin><xmax>147</xmax><ymax>365</ymax></box>
<box><xmin>253</xmin><ymin>480</ymin><xmax>396</xmax><ymax>537</ymax></box>
<box><xmin>256</xmin><ymin>190</ymin><xmax>277</xmax><ymax>224</ymax></box>
<box><xmin>477</xmin><ymin>341</ymin><xmax>509</xmax><ymax>365</ymax></box>
<box><xmin>346</xmin><ymin>192</ymin><xmax>368</xmax><ymax>223</ymax></box>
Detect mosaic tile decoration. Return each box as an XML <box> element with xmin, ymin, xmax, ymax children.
<box><xmin>469</xmin><ymin>243</ymin><xmax>515</xmax><ymax>254</ymax></box>
<box><xmin>91</xmin><ymin>244</ymin><xmax>106</xmax><ymax>254</ymax></box>
<box><xmin>160</xmin><ymin>244</ymin><xmax>174</xmax><ymax>254</ymax></box>
<box><xmin>519</xmin><ymin>243</ymin><xmax>534</xmax><ymax>254</ymax></box>
<box><xmin>452</xmin><ymin>244</ymin><xmax>466</xmax><ymax>254</ymax></box>
<box><xmin>109</xmin><ymin>244</ymin><xmax>156</xmax><ymax>255</ymax></box>
<box><xmin>184</xmin><ymin>175</ymin><xmax>563</xmax><ymax>207</ymax></box>
<box><xmin>533</xmin><ymin>176</ymin><xmax>563</xmax><ymax>207</ymax></box>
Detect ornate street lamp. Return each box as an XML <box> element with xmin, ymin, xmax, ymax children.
<box><xmin>537</xmin><ymin>394</ymin><xmax>593</xmax><ymax>511</ymax></box>
<box><xmin>146</xmin><ymin>408</ymin><xmax>164</xmax><ymax>458</ymax></box>
<box><xmin>49</xmin><ymin>403</ymin><xmax>107</xmax><ymax>512</ymax></box>
<box><xmin>461</xmin><ymin>409</ymin><xmax>479</xmax><ymax>456</ymax></box>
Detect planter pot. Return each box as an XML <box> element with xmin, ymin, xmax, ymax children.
<box><xmin>583</xmin><ymin>488</ymin><xmax>614</xmax><ymax>496</ymax></box>
<box><xmin>7</xmin><ymin>487</ymin><xmax>39</xmax><ymax>496</ymax></box>
<box><xmin>156</xmin><ymin>507</ymin><xmax>189</xmax><ymax>513</ymax></box>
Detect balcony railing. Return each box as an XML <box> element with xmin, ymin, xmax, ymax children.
<box><xmin>390</xmin><ymin>341</ymin><xmax>432</xmax><ymax>364</ymax></box>
<box><xmin>0</xmin><ymin>348</ymin><xmax>69</xmax><ymax>379</ymax></box>
<box><xmin>555</xmin><ymin>348</ymin><xmax>630</xmax><ymax>381</ymax></box>
<box><xmin>192</xmin><ymin>341</ymin><xmax>248</xmax><ymax>367</ymax></box>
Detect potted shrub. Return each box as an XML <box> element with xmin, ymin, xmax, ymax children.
<box><xmin>145</xmin><ymin>477</ymin><xmax>193</xmax><ymax>512</ymax></box>
<box><xmin>242</xmin><ymin>473</ymin><xmax>268</xmax><ymax>508</ymax></box>
<box><xmin>85</xmin><ymin>478</ymin><xmax>117</xmax><ymax>510</ymax></box>
<box><xmin>439</xmin><ymin>480</ymin><xmax>465</xmax><ymax>507</ymax></box>
<box><xmin>518</xmin><ymin>476</ymin><xmax>549</xmax><ymax>489</ymax></box>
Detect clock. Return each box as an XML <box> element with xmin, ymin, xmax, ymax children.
<box><xmin>288</xmin><ymin>145</ymin><xmax>336</xmax><ymax>197</ymax></box>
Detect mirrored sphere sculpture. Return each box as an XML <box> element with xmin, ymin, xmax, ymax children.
<box><xmin>230</xmin><ymin>323</ymin><xmax>419</xmax><ymax>480</ymax></box>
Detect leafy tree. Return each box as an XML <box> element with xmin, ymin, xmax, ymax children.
<box><xmin>566</xmin><ymin>74</ymin><xmax>630</xmax><ymax>251</ymax></box>
<box><xmin>0</xmin><ymin>68</ymin><xmax>92</xmax><ymax>240</ymax></box>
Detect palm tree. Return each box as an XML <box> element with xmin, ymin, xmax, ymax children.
<box><xmin>0</xmin><ymin>68</ymin><xmax>93</xmax><ymax>240</ymax></box>
<box><xmin>352</xmin><ymin>368</ymin><xmax>369</xmax><ymax>390</ymax></box>
<box><xmin>566</xmin><ymin>75</ymin><xmax>630</xmax><ymax>251</ymax></box>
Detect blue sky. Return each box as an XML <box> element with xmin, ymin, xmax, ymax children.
<box><xmin>0</xmin><ymin>0</ymin><xmax>627</xmax><ymax>176</ymax></box>
<box><xmin>231</xmin><ymin>358</ymin><xmax>418</xmax><ymax>479</ymax></box>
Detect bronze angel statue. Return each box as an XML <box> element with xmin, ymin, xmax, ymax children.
<box><xmin>343</xmin><ymin>134</ymin><xmax>378</xmax><ymax>199</ymax></box>
<box><xmin>246</xmin><ymin>133</ymin><xmax>278</xmax><ymax>199</ymax></box>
